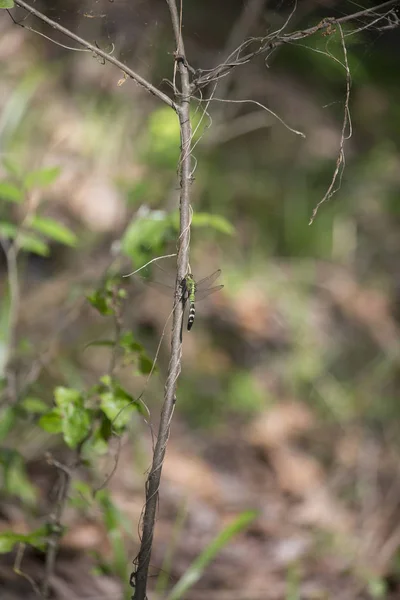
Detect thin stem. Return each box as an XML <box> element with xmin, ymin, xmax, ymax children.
<box><xmin>41</xmin><ymin>463</ymin><xmax>71</xmax><ymax>598</ymax></box>
<box><xmin>12</xmin><ymin>0</ymin><xmax>176</xmax><ymax>110</ymax></box>
<box><xmin>131</xmin><ymin>1</ymin><xmax>192</xmax><ymax>598</ymax></box>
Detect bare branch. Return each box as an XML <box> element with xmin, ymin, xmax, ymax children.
<box><xmin>195</xmin><ymin>95</ymin><xmax>305</xmax><ymax>138</ymax></box>
<box><xmin>131</xmin><ymin>1</ymin><xmax>193</xmax><ymax>598</ymax></box>
<box><xmin>12</xmin><ymin>0</ymin><xmax>176</xmax><ymax>110</ymax></box>
<box><xmin>193</xmin><ymin>0</ymin><xmax>399</xmax><ymax>91</ymax></box>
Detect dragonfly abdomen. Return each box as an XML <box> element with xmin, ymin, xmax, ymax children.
<box><xmin>187</xmin><ymin>302</ymin><xmax>196</xmax><ymax>330</ymax></box>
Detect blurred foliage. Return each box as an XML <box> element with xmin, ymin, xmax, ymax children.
<box><xmin>1</xmin><ymin>0</ymin><xmax>400</xmax><ymax>596</ymax></box>
<box><xmin>0</xmin><ymin>162</ymin><xmax>77</xmax><ymax>258</ymax></box>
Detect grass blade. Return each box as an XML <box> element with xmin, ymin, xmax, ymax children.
<box><xmin>166</xmin><ymin>510</ymin><xmax>257</xmax><ymax>600</ymax></box>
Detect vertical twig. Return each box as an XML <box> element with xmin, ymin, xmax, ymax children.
<box><xmin>41</xmin><ymin>459</ymin><xmax>71</xmax><ymax>599</ymax></box>
<box><xmin>309</xmin><ymin>22</ymin><xmax>351</xmax><ymax>225</ymax></box>
<box><xmin>131</xmin><ymin>1</ymin><xmax>192</xmax><ymax>598</ymax></box>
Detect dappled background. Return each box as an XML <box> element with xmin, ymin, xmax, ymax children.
<box><xmin>1</xmin><ymin>0</ymin><xmax>400</xmax><ymax>599</ymax></box>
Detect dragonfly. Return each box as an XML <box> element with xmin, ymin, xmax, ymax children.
<box><xmin>182</xmin><ymin>270</ymin><xmax>224</xmax><ymax>331</ymax></box>
<box><xmin>144</xmin><ymin>269</ymin><xmax>224</xmax><ymax>332</ymax></box>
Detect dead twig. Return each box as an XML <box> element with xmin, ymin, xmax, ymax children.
<box><xmin>192</xmin><ymin>0</ymin><xmax>399</xmax><ymax>91</ymax></box>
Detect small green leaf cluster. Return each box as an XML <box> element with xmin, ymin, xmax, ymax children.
<box><xmin>87</xmin><ymin>275</ymin><xmax>153</xmax><ymax>374</ymax></box>
<box><xmin>87</xmin><ymin>275</ymin><xmax>127</xmax><ymax>316</ymax></box>
<box><xmin>0</xmin><ymin>274</ymin><xmax>151</xmax><ymax>558</ymax></box>
<box><xmin>0</xmin><ymin>160</ymin><xmax>77</xmax><ymax>256</ymax></box>
<box><xmin>0</xmin><ymin>528</ymin><xmax>47</xmax><ymax>553</ymax></box>
<box><xmin>37</xmin><ymin>378</ymin><xmax>144</xmax><ymax>451</ymax></box>
<box><xmin>121</xmin><ymin>208</ymin><xmax>234</xmax><ymax>267</ymax></box>
<box><xmin>35</xmin><ymin>277</ymin><xmax>151</xmax><ymax>449</ymax></box>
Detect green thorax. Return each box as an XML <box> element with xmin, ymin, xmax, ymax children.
<box><xmin>185</xmin><ymin>273</ymin><xmax>196</xmax><ymax>303</ymax></box>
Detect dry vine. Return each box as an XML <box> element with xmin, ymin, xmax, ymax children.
<box><xmin>5</xmin><ymin>1</ymin><xmax>400</xmax><ymax>599</ymax></box>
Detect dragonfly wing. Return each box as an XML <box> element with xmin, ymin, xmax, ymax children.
<box><xmin>144</xmin><ymin>280</ymin><xmax>175</xmax><ymax>297</ymax></box>
<box><xmin>146</xmin><ymin>279</ymin><xmax>188</xmax><ymax>303</ymax></box>
<box><xmin>195</xmin><ymin>269</ymin><xmax>221</xmax><ymax>290</ymax></box>
<box><xmin>195</xmin><ymin>284</ymin><xmax>224</xmax><ymax>301</ymax></box>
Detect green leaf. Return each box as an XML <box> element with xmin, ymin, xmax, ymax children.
<box><xmin>99</xmin><ymin>383</ymin><xmax>138</xmax><ymax>430</ymax></box>
<box><xmin>0</xmin><ymin>528</ymin><xmax>47</xmax><ymax>553</ymax></box>
<box><xmin>38</xmin><ymin>411</ymin><xmax>63</xmax><ymax>434</ymax></box>
<box><xmin>166</xmin><ymin>511</ymin><xmax>257</xmax><ymax>600</ymax></box>
<box><xmin>87</xmin><ymin>290</ymin><xmax>113</xmax><ymax>316</ymax></box>
<box><xmin>0</xmin><ymin>449</ymin><xmax>37</xmax><ymax>504</ymax></box>
<box><xmin>99</xmin><ymin>374</ymin><xmax>112</xmax><ymax>387</ymax></box>
<box><xmin>5</xmin><ymin>461</ymin><xmax>36</xmax><ymax>504</ymax></box>
<box><xmin>0</xmin><ymin>533</ymin><xmax>20</xmax><ymax>553</ymax></box>
<box><xmin>0</xmin><ymin>407</ymin><xmax>16</xmax><ymax>441</ymax></box>
<box><xmin>0</xmin><ymin>224</ymin><xmax>50</xmax><ymax>256</ymax></box>
<box><xmin>191</xmin><ymin>213</ymin><xmax>235</xmax><ymax>236</ymax></box>
<box><xmin>0</xmin><ymin>181</ymin><xmax>23</xmax><ymax>203</ymax></box>
<box><xmin>18</xmin><ymin>232</ymin><xmax>49</xmax><ymax>256</ymax></box>
<box><xmin>0</xmin><ymin>221</ymin><xmax>17</xmax><ymax>239</ymax></box>
<box><xmin>61</xmin><ymin>404</ymin><xmax>91</xmax><ymax>449</ymax></box>
<box><xmin>54</xmin><ymin>387</ymin><xmax>91</xmax><ymax>448</ymax></box>
<box><xmin>121</xmin><ymin>211</ymin><xmax>174</xmax><ymax>264</ymax></box>
<box><xmin>24</xmin><ymin>166</ymin><xmax>61</xmax><ymax>189</ymax></box>
<box><xmin>0</xmin><ymin>0</ymin><xmax>14</xmax><ymax>8</ymax></box>
<box><xmin>86</xmin><ymin>423</ymin><xmax>110</xmax><ymax>455</ymax></box>
<box><xmin>22</xmin><ymin>397</ymin><xmax>48</xmax><ymax>414</ymax></box>
<box><xmin>29</xmin><ymin>215</ymin><xmax>77</xmax><ymax>247</ymax></box>
<box><xmin>54</xmin><ymin>386</ymin><xmax>82</xmax><ymax>407</ymax></box>
<box><xmin>119</xmin><ymin>331</ymin><xmax>144</xmax><ymax>355</ymax></box>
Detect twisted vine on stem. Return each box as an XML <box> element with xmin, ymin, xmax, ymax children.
<box><xmin>130</xmin><ymin>2</ymin><xmax>192</xmax><ymax>599</ymax></box>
